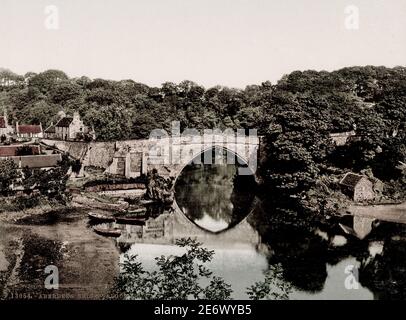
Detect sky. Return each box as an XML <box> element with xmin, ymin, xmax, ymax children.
<box><xmin>0</xmin><ymin>0</ymin><xmax>405</xmax><ymax>88</ymax></box>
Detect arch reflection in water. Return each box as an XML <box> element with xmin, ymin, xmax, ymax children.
<box><xmin>174</xmin><ymin>147</ymin><xmax>256</xmax><ymax>233</ymax></box>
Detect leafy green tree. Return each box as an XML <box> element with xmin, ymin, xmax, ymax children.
<box><xmin>111</xmin><ymin>238</ymin><xmax>232</xmax><ymax>300</ymax></box>
<box><xmin>0</xmin><ymin>159</ymin><xmax>20</xmax><ymax>194</ymax></box>
<box><xmin>21</xmin><ymin>155</ymin><xmax>71</xmax><ymax>203</ymax></box>
<box><xmin>28</xmin><ymin>69</ymin><xmax>68</xmax><ymax>94</ymax></box>
<box><xmin>246</xmin><ymin>264</ymin><xmax>292</xmax><ymax>300</ymax></box>
<box><xmin>111</xmin><ymin>238</ymin><xmax>292</xmax><ymax>300</ymax></box>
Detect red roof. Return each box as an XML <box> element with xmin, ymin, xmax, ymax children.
<box><xmin>20</xmin><ymin>154</ymin><xmax>61</xmax><ymax>168</ymax></box>
<box><xmin>0</xmin><ymin>117</ymin><xmax>6</xmax><ymax>128</ymax></box>
<box><xmin>0</xmin><ymin>145</ymin><xmax>40</xmax><ymax>157</ymax></box>
<box><xmin>17</xmin><ymin>124</ymin><xmax>42</xmax><ymax>134</ymax></box>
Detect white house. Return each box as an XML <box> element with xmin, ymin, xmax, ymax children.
<box><xmin>0</xmin><ymin>111</ymin><xmax>14</xmax><ymax>138</ymax></box>
<box><xmin>51</xmin><ymin>112</ymin><xmax>94</xmax><ymax>141</ymax></box>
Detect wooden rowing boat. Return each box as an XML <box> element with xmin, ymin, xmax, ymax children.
<box><xmin>88</xmin><ymin>211</ymin><xmax>115</xmax><ymax>223</ymax></box>
<box><xmin>127</xmin><ymin>207</ymin><xmax>147</xmax><ymax>216</ymax></box>
<box><xmin>93</xmin><ymin>226</ymin><xmax>122</xmax><ymax>237</ymax></box>
<box><xmin>115</xmin><ymin>216</ymin><xmax>146</xmax><ymax>225</ymax></box>
<box><xmin>139</xmin><ymin>199</ymin><xmax>157</xmax><ymax>205</ymax></box>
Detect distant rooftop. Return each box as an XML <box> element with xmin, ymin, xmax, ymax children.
<box><xmin>17</xmin><ymin>124</ymin><xmax>42</xmax><ymax>134</ymax></box>
<box><xmin>340</xmin><ymin>172</ymin><xmax>366</xmax><ymax>189</ymax></box>
<box><xmin>0</xmin><ymin>145</ymin><xmax>40</xmax><ymax>157</ymax></box>
<box><xmin>20</xmin><ymin>154</ymin><xmax>62</xmax><ymax>168</ymax></box>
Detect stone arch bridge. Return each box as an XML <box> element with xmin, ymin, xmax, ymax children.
<box><xmin>106</xmin><ymin>134</ymin><xmax>260</xmax><ymax>179</ymax></box>
<box><xmin>42</xmin><ymin>134</ymin><xmax>260</xmax><ymax>179</ymax></box>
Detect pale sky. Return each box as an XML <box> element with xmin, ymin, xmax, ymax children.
<box><xmin>0</xmin><ymin>0</ymin><xmax>405</xmax><ymax>88</ymax></box>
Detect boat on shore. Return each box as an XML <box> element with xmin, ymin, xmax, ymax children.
<box><xmin>127</xmin><ymin>207</ymin><xmax>147</xmax><ymax>216</ymax></box>
<box><xmin>88</xmin><ymin>211</ymin><xmax>116</xmax><ymax>223</ymax></box>
<box><xmin>93</xmin><ymin>226</ymin><xmax>122</xmax><ymax>237</ymax></box>
<box><xmin>115</xmin><ymin>216</ymin><xmax>146</xmax><ymax>225</ymax></box>
<box><xmin>139</xmin><ymin>199</ymin><xmax>157</xmax><ymax>205</ymax></box>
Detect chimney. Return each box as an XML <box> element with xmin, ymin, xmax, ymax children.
<box><xmin>73</xmin><ymin>111</ymin><xmax>80</xmax><ymax>121</ymax></box>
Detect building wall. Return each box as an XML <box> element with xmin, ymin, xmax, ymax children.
<box><xmin>329</xmin><ymin>131</ymin><xmax>356</xmax><ymax>146</ymax></box>
<box><xmin>353</xmin><ymin>178</ymin><xmax>375</xmax><ymax>202</ymax></box>
<box><xmin>44</xmin><ymin>132</ymin><xmax>56</xmax><ymax>139</ymax></box>
<box><xmin>69</xmin><ymin>115</ymin><xmax>87</xmax><ymax>140</ymax></box>
<box><xmin>17</xmin><ymin>132</ymin><xmax>43</xmax><ymax>138</ymax></box>
<box><xmin>0</xmin><ymin>124</ymin><xmax>14</xmax><ymax>137</ymax></box>
<box><xmin>55</xmin><ymin>126</ymin><xmax>70</xmax><ymax>140</ymax></box>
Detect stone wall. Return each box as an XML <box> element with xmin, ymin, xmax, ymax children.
<box><xmin>41</xmin><ymin>139</ymin><xmax>116</xmax><ymax>169</ymax></box>
<box><xmin>329</xmin><ymin>131</ymin><xmax>356</xmax><ymax>146</ymax></box>
<box><xmin>41</xmin><ymin>135</ymin><xmax>260</xmax><ymax>178</ymax></box>
<box><xmin>354</xmin><ymin>178</ymin><xmax>375</xmax><ymax>202</ymax></box>
<box><xmin>85</xmin><ymin>183</ymin><xmax>146</xmax><ymax>192</ymax></box>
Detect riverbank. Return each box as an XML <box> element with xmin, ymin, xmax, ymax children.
<box><xmin>0</xmin><ymin>191</ymin><xmax>131</xmax><ymax>224</ymax></box>
<box><xmin>0</xmin><ymin>209</ymin><xmax>119</xmax><ymax>299</ymax></box>
<box><xmin>0</xmin><ymin>202</ymin><xmax>68</xmax><ymax>224</ymax></box>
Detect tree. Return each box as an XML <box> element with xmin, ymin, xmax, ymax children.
<box><xmin>110</xmin><ymin>238</ymin><xmax>292</xmax><ymax>300</ymax></box>
<box><xmin>0</xmin><ymin>159</ymin><xmax>20</xmax><ymax>194</ymax></box>
<box><xmin>16</xmin><ymin>145</ymin><xmax>34</xmax><ymax>156</ymax></box>
<box><xmin>111</xmin><ymin>238</ymin><xmax>232</xmax><ymax>300</ymax></box>
<box><xmin>21</xmin><ymin>155</ymin><xmax>71</xmax><ymax>203</ymax></box>
<box><xmin>246</xmin><ymin>264</ymin><xmax>293</xmax><ymax>300</ymax></box>
<box><xmin>83</xmin><ymin>104</ymin><xmax>133</xmax><ymax>141</ymax></box>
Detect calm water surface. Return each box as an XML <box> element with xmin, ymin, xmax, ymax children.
<box><xmin>1</xmin><ymin>149</ymin><xmax>406</xmax><ymax>299</ymax></box>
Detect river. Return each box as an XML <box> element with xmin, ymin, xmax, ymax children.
<box><xmin>1</xmin><ymin>150</ymin><xmax>406</xmax><ymax>300</ymax></box>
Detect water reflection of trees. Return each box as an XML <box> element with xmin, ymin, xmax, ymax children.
<box><xmin>175</xmin><ymin>153</ymin><xmax>255</xmax><ymax>230</ymax></box>
<box><xmin>359</xmin><ymin>224</ymin><xmax>406</xmax><ymax>300</ymax></box>
<box><xmin>248</xmin><ymin>201</ymin><xmax>406</xmax><ymax>299</ymax></box>
<box><xmin>248</xmin><ymin>201</ymin><xmax>368</xmax><ymax>294</ymax></box>
<box><xmin>175</xmin><ymin>148</ymin><xmax>406</xmax><ymax>298</ymax></box>
<box><xmin>248</xmin><ymin>205</ymin><xmax>329</xmax><ymax>292</ymax></box>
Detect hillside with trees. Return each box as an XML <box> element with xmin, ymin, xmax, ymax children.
<box><xmin>0</xmin><ymin>66</ymin><xmax>405</xmax><ymax>217</ymax></box>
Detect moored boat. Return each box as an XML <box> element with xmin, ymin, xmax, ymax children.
<box><xmin>88</xmin><ymin>211</ymin><xmax>116</xmax><ymax>223</ymax></box>
<box><xmin>115</xmin><ymin>216</ymin><xmax>146</xmax><ymax>225</ymax></box>
<box><xmin>93</xmin><ymin>226</ymin><xmax>122</xmax><ymax>237</ymax></box>
<box><xmin>127</xmin><ymin>207</ymin><xmax>147</xmax><ymax>216</ymax></box>
<box><xmin>139</xmin><ymin>199</ymin><xmax>157</xmax><ymax>205</ymax></box>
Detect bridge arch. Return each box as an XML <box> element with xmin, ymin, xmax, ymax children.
<box><xmin>173</xmin><ymin>145</ymin><xmax>258</xmax><ymax>234</ymax></box>
<box><xmin>170</xmin><ymin>144</ymin><xmax>256</xmax><ymax>183</ymax></box>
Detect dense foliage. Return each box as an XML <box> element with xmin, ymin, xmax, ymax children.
<box><xmin>0</xmin><ymin>154</ymin><xmax>72</xmax><ymax>205</ymax></box>
<box><xmin>1</xmin><ymin>66</ymin><xmax>405</xmax><ymax>206</ymax></box>
<box><xmin>110</xmin><ymin>237</ymin><xmax>291</xmax><ymax>300</ymax></box>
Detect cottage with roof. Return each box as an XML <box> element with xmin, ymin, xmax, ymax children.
<box><xmin>0</xmin><ymin>111</ymin><xmax>14</xmax><ymax>137</ymax></box>
<box><xmin>52</xmin><ymin>112</ymin><xmax>93</xmax><ymax>141</ymax></box>
<box><xmin>15</xmin><ymin>122</ymin><xmax>43</xmax><ymax>138</ymax></box>
<box><xmin>339</xmin><ymin>172</ymin><xmax>375</xmax><ymax>202</ymax></box>
<box><xmin>329</xmin><ymin>130</ymin><xmax>357</xmax><ymax>146</ymax></box>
